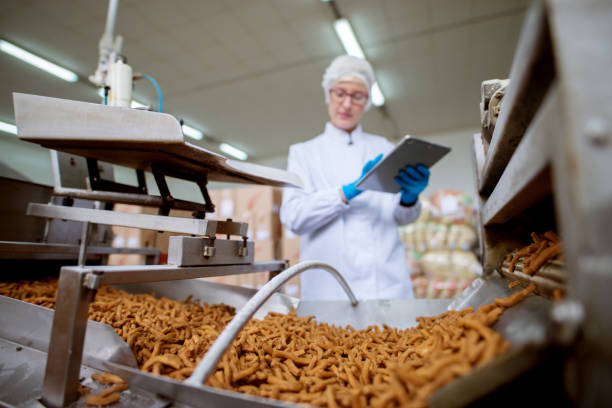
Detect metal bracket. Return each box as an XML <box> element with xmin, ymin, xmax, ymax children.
<box><xmin>136</xmin><ymin>169</ymin><xmax>148</xmax><ymax>194</ymax></box>
<box><xmin>83</xmin><ymin>272</ymin><xmax>103</xmax><ymax>290</ymax></box>
<box><xmin>86</xmin><ymin>157</ymin><xmax>144</xmax><ymax>194</ymax></box>
<box><xmin>238</xmin><ymin>236</ymin><xmax>248</xmax><ymax>257</ymax></box>
<box><xmin>202</xmin><ymin>236</ymin><xmax>216</xmax><ymax>258</ymax></box>
<box><xmin>196</xmin><ymin>176</ymin><xmax>215</xmax><ymax>215</ymax></box>
<box><xmin>152</xmin><ymin>169</ymin><xmax>172</xmax><ymax>216</ymax></box>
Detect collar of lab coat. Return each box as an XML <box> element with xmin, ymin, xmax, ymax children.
<box><xmin>323</xmin><ymin>122</ymin><xmax>364</xmax><ymax>145</ymax></box>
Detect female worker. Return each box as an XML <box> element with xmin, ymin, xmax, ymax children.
<box><xmin>280</xmin><ymin>55</ymin><xmax>430</xmax><ymax>301</ymax></box>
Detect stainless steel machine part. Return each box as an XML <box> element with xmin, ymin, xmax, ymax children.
<box><xmin>51</xmin><ymin>186</ymin><xmax>213</xmax><ymax>213</ymax></box>
<box><xmin>41</xmin><ymin>261</ymin><xmax>287</xmax><ymax>407</ymax></box>
<box><xmin>449</xmin><ymin>273</ymin><xmax>551</xmax><ymax>347</ymax></box>
<box><xmin>186</xmin><ymin>260</ymin><xmax>358</xmax><ymax>386</ymax></box>
<box><xmin>0</xmin><ymin>241</ymin><xmax>158</xmax><ymax>263</ymax></box>
<box><xmin>41</xmin><ymin>268</ymin><xmax>94</xmax><ymax>408</ymax></box>
<box><xmin>468</xmin><ymin>1</ymin><xmax>612</xmax><ymax>405</ymax></box>
<box><xmin>27</xmin><ymin>203</ymin><xmax>248</xmax><ymax>237</ymax></box>
<box><xmin>0</xmin><ymin>296</ymin><xmax>137</xmax><ymax>368</ymax></box>
<box><xmin>81</xmin><ymin>261</ymin><xmax>287</xmax><ymax>286</ymax></box>
<box><xmin>99</xmin><ymin>361</ymin><xmax>301</xmax><ymax>408</ymax></box>
<box><xmin>12</xmin><ymin>93</ymin><xmax>303</xmax><ymax>189</ymax></box>
<box><xmin>168</xmin><ymin>236</ymin><xmax>254</xmax><ymax>266</ymax></box>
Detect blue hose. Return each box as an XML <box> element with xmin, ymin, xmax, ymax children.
<box><xmin>140</xmin><ymin>74</ymin><xmax>163</xmax><ymax>112</ymax></box>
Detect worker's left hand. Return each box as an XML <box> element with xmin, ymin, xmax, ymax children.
<box><xmin>394</xmin><ymin>164</ymin><xmax>430</xmax><ymax>206</ymax></box>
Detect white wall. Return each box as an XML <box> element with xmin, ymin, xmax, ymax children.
<box><xmin>0</xmin><ymin>133</ymin><xmax>54</xmax><ymax>185</ymax></box>
<box><xmin>417</xmin><ymin>128</ymin><xmax>478</xmax><ymax>198</ymax></box>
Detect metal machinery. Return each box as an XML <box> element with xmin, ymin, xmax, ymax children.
<box><xmin>1</xmin><ymin>92</ymin><xmax>454</xmax><ymax>408</ymax></box>
<box><xmin>1</xmin><ymin>1</ymin><xmax>611</xmax><ymax>407</ymax></box>
<box><xmin>0</xmin><ymin>157</ymin><xmax>159</xmax><ymax>268</ymax></box>
<box><xmin>432</xmin><ymin>0</ymin><xmax>611</xmax><ymax>406</ymax></box>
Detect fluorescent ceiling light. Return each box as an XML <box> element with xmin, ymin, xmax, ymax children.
<box><xmin>332</xmin><ymin>19</ymin><xmax>386</xmax><ymax>106</ymax></box>
<box><xmin>371</xmin><ymin>82</ymin><xmax>385</xmax><ymax>107</ymax></box>
<box><xmin>333</xmin><ymin>18</ymin><xmax>365</xmax><ymax>59</ymax></box>
<box><xmin>220</xmin><ymin>143</ymin><xmax>248</xmax><ymax>160</ymax></box>
<box><xmin>182</xmin><ymin>124</ymin><xmax>203</xmax><ymax>140</ymax></box>
<box><xmin>0</xmin><ymin>121</ymin><xmax>17</xmax><ymax>135</ymax></box>
<box><xmin>0</xmin><ymin>39</ymin><xmax>78</xmax><ymax>83</ymax></box>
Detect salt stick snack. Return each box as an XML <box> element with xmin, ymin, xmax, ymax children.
<box><xmin>505</xmin><ymin>231</ymin><xmax>563</xmax><ymax>275</ymax></box>
<box><xmin>0</xmin><ymin>280</ymin><xmax>536</xmax><ymax>407</ymax></box>
<box><xmin>85</xmin><ymin>382</ymin><xmax>128</xmax><ymax>406</ymax></box>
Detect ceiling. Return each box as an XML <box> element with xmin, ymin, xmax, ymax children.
<box><xmin>0</xmin><ymin>0</ymin><xmax>530</xmax><ymax>163</ymax></box>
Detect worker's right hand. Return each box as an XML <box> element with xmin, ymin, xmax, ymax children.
<box><xmin>342</xmin><ymin>153</ymin><xmax>383</xmax><ymax>201</ymax></box>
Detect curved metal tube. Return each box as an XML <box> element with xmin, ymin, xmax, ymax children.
<box><xmin>185</xmin><ymin>260</ymin><xmax>358</xmax><ymax>386</ymax></box>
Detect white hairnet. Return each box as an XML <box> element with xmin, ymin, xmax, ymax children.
<box><xmin>322</xmin><ymin>55</ymin><xmax>375</xmax><ymax>111</ymax></box>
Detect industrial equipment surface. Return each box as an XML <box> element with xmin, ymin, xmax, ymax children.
<box><xmin>465</xmin><ymin>0</ymin><xmax>612</xmax><ymax>406</ymax></box>
<box><xmin>13</xmin><ymin>93</ymin><xmax>302</xmax><ymax>189</ymax></box>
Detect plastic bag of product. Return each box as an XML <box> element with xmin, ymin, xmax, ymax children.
<box><xmin>405</xmin><ymin>250</ymin><xmax>423</xmax><ymax>276</ymax></box>
<box><xmin>411</xmin><ymin>276</ymin><xmax>429</xmax><ymax>298</ymax></box>
<box><xmin>399</xmin><ymin>224</ymin><xmax>417</xmax><ymax>250</ymax></box>
<box><xmin>415</xmin><ymin>198</ymin><xmax>432</xmax><ymax>223</ymax></box>
<box><xmin>427</xmin><ymin>223</ymin><xmax>448</xmax><ymax>250</ymax></box>
<box><xmin>420</xmin><ymin>250</ymin><xmax>453</xmax><ymax>278</ymax></box>
<box><xmin>429</xmin><ymin>190</ymin><xmax>475</xmax><ymax>225</ymax></box>
<box><xmin>420</xmin><ymin>250</ymin><xmax>481</xmax><ymax>280</ymax></box>
<box><xmin>450</xmin><ymin>250</ymin><xmax>482</xmax><ymax>279</ymax></box>
<box><xmin>447</xmin><ymin>224</ymin><xmax>477</xmax><ymax>250</ymax></box>
<box><xmin>414</xmin><ymin>222</ymin><xmax>429</xmax><ymax>253</ymax></box>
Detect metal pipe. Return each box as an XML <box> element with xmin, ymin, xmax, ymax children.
<box><xmin>52</xmin><ymin>186</ymin><xmax>210</xmax><ymax>213</ymax></box>
<box><xmin>104</xmin><ymin>0</ymin><xmax>119</xmax><ymax>40</ymax></box>
<box><xmin>185</xmin><ymin>261</ymin><xmax>358</xmax><ymax>386</ymax></box>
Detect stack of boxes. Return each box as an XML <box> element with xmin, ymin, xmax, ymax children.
<box><xmin>210</xmin><ymin>186</ymin><xmax>301</xmax><ymax>296</ymax></box>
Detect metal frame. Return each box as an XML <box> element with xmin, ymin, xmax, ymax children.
<box><xmin>471</xmin><ymin>0</ymin><xmax>612</xmax><ymax>405</ymax></box>
<box><xmin>0</xmin><ymin>241</ymin><xmax>159</xmax><ymax>264</ymax></box>
<box><xmin>27</xmin><ymin>203</ymin><xmax>248</xmax><ymax>237</ymax></box>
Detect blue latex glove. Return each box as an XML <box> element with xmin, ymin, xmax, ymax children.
<box><xmin>342</xmin><ymin>153</ymin><xmax>383</xmax><ymax>201</ymax></box>
<box><xmin>394</xmin><ymin>164</ymin><xmax>430</xmax><ymax>205</ymax></box>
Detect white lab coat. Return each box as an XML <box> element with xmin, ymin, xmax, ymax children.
<box><xmin>280</xmin><ymin>122</ymin><xmax>421</xmax><ymax>301</ymax></box>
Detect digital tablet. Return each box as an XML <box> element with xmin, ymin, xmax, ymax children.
<box><xmin>355</xmin><ymin>135</ymin><xmax>451</xmax><ymax>193</ymax></box>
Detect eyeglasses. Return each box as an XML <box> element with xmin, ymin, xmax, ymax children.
<box><xmin>329</xmin><ymin>88</ymin><xmax>368</xmax><ymax>105</ymax></box>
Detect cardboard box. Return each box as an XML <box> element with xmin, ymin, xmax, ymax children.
<box><xmin>254</xmin><ymin>239</ymin><xmax>276</xmax><ymax>262</ymax></box>
<box><xmin>208</xmin><ymin>188</ymin><xmax>236</xmax><ymax>220</ymax></box>
<box><xmin>234</xmin><ymin>186</ymin><xmax>282</xmax><ymax>241</ymax></box>
<box><xmin>252</xmin><ymin>239</ymin><xmax>281</xmax><ymax>289</ymax></box>
<box><xmin>279</xmin><ymin>237</ymin><xmax>300</xmax><ymax>267</ymax></box>
<box><xmin>108</xmin><ymin>204</ymin><xmax>145</xmax><ymax>265</ymax></box>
